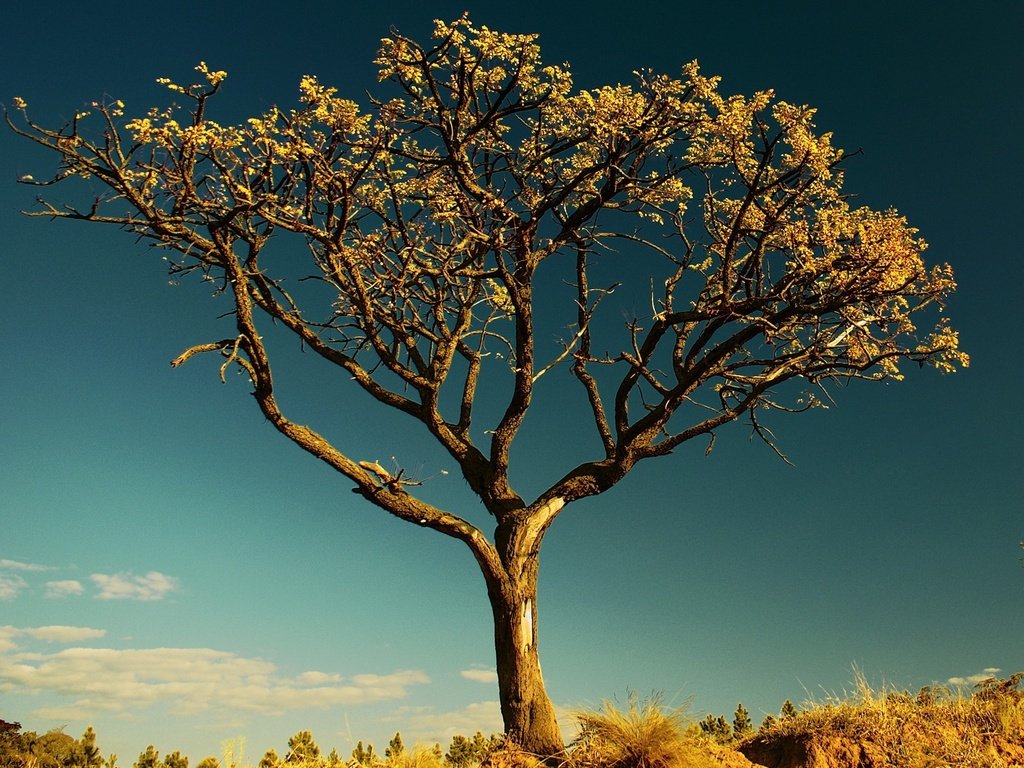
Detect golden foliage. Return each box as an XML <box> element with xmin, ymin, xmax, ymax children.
<box><xmin>8</xmin><ymin>13</ymin><xmax>967</xmax><ymax>508</ymax></box>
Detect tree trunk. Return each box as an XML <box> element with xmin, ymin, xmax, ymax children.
<box><xmin>487</xmin><ymin>546</ymin><xmax>564</xmax><ymax>757</ymax></box>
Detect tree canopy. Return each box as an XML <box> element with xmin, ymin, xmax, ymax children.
<box><xmin>8</xmin><ymin>14</ymin><xmax>967</xmax><ymax>753</ymax></box>
<box><xmin>9</xmin><ymin>17</ymin><xmax>965</xmax><ymax>513</ymax></box>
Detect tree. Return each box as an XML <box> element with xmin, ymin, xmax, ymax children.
<box><xmin>351</xmin><ymin>741</ymin><xmax>376</xmax><ymax>767</ymax></box>
<box><xmin>195</xmin><ymin>759</ymin><xmax>220</xmax><ymax>768</ymax></box>
<box><xmin>698</xmin><ymin>715</ymin><xmax>732</xmax><ymax>745</ymax></box>
<box><xmin>28</xmin><ymin>730</ymin><xmax>81</xmax><ymax>768</ymax></box>
<box><xmin>80</xmin><ymin>727</ymin><xmax>103</xmax><ymax>768</ymax></box>
<box><xmin>732</xmin><ymin>704</ymin><xmax>752</xmax><ymax>740</ymax></box>
<box><xmin>162</xmin><ymin>752</ymin><xmax>188</xmax><ymax>768</ymax></box>
<box><xmin>134</xmin><ymin>747</ymin><xmax>160</xmax><ymax>768</ymax></box>
<box><xmin>285</xmin><ymin>732</ymin><xmax>320</xmax><ymax>765</ymax></box>
<box><xmin>443</xmin><ymin>735</ymin><xmax>480</xmax><ymax>768</ymax></box>
<box><xmin>385</xmin><ymin>734</ymin><xmax>404</xmax><ymax>761</ymax></box>
<box><xmin>258</xmin><ymin>750</ymin><xmax>281</xmax><ymax>768</ymax></box>
<box><xmin>780</xmin><ymin>700</ymin><xmax>798</xmax><ymax>720</ymax></box>
<box><xmin>0</xmin><ymin>720</ymin><xmax>25</xmax><ymax>768</ymax></box>
<box><xmin>8</xmin><ymin>14</ymin><xmax>967</xmax><ymax>756</ymax></box>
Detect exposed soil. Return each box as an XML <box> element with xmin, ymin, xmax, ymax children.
<box><xmin>738</xmin><ymin>731</ymin><xmax>1024</xmax><ymax>768</ymax></box>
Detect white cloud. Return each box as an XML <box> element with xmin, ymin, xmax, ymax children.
<box><xmin>22</xmin><ymin>626</ymin><xmax>107</xmax><ymax>643</ymax></box>
<box><xmin>0</xmin><ymin>564</ymin><xmax>178</xmax><ymax>601</ymax></box>
<box><xmin>460</xmin><ymin>668</ymin><xmax>498</xmax><ymax>684</ymax></box>
<box><xmin>45</xmin><ymin>580</ymin><xmax>85</xmax><ymax>598</ymax></box>
<box><xmin>90</xmin><ymin>571</ymin><xmax>178</xmax><ymax>601</ymax></box>
<box><xmin>0</xmin><ymin>575</ymin><xmax>27</xmax><ymax>601</ymax></box>
<box><xmin>947</xmin><ymin>667</ymin><xmax>1002</xmax><ymax>686</ymax></box>
<box><xmin>296</xmin><ymin>670</ymin><xmax>344</xmax><ymax>685</ymax></box>
<box><xmin>0</xmin><ymin>627</ymin><xmax>20</xmax><ymax>653</ymax></box>
<box><xmin>0</xmin><ymin>627</ymin><xmax>429</xmax><ymax>719</ymax></box>
<box><xmin>0</xmin><ymin>559</ymin><xmax>54</xmax><ymax>572</ymax></box>
<box><xmin>0</xmin><ymin>625</ymin><xmax>105</xmax><ymax>653</ymax></box>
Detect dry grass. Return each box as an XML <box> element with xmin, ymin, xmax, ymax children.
<box><xmin>564</xmin><ymin>694</ymin><xmax>747</xmax><ymax>768</ymax></box>
<box><xmin>480</xmin><ymin>741</ymin><xmax>546</xmax><ymax>768</ymax></box>
<box><xmin>386</xmin><ymin>747</ymin><xmax>451</xmax><ymax>768</ymax></box>
<box><xmin>741</xmin><ymin>670</ymin><xmax>1024</xmax><ymax>767</ymax></box>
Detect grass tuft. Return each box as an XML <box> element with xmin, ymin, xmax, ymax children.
<box><xmin>571</xmin><ymin>693</ymin><xmax>689</xmax><ymax>768</ymax></box>
<box><xmin>565</xmin><ymin>693</ymin><xmax>749</xmax><ymax>768</ymax></box>
<box><xmin>387</xmin><ymin>747</ymin><xmax>450</xmax><ymax>768</ymax></box>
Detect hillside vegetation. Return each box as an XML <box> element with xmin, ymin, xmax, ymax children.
<box><xmin>3</xmin><ymin>673</ymin><xmax>1022</xmax><ymax>768</ymax></box>
<box><xmin>739</xmin><ymin>672</ymin><xmax>1024</xmax><ymax>768</ymax></box>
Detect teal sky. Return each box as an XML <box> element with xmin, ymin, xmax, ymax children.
<box><xmin>2</xmin><ymin>0</ymin><xmax>1021</xmax><ymax>762</ymax></box>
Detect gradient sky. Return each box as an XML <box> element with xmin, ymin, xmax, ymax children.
<box><xmin>2</xmin><ymin>0</ymin><xmax>1022</xmax><ymax>763</ymax></box>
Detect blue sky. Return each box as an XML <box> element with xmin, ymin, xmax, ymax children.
<box><xmin>1</xmin><ymin>0</ymin><xmax>1022</xmax><ymax>762</ymax></box>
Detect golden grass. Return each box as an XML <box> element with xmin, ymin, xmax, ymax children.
<box><xmin>480</xmin><ymin>741</ymin><xmax>546</xmax><ymax>768</ymax></box>
<box><xmin>741</xmin><ymin>670</ymin><xmax>1024</xmax><ymax>767</ymax></box>
<box><xmin>564</xmin><ymin>694</ymin><xmax>745</xmax><ymax>768</ymax></box>
<box><xmin>386</xmin><ymin>747</ymin><xmax>451</xmax><ymax>768</ymax></box>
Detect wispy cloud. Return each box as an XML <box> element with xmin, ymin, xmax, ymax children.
<box><xmin>947</xmin><ymin>667</ymin><xmax>1002</xmax><ymax>686</ymax></box>
<box><xmin>0</xmin><ymin>575</ymin><xmax>28</xmax><ymax>601</ymax></box>
<box><xmin>0</xmin><ymin>559</ymin><xmax>50</xmax><ymax>600</ymax></box>
<box><xmin>0</xmin><ymin>559</ymin><xmax>54</xmax><ymax>572</ymax></box>
<box><xmin>296</xmin><ymin>670</ymin><xmax>344</xmax><ymax>685</ymax></box>
<box><xmin>90</xmin><ymin>571</ymin><xmax>178</xmax><ymax>601</ymax></box>
<box><xmin>45</xmin><ymin>580</ymin><xmax>85</xmax><ymax>598</ymax></box>
<box><xmin>460</xmin><ymin>668</ymin><xmax>498</xmax><ymax>684</ymax></box>
<box><xmin>0</xmin><ymin>625</ymin><xmax>106</xmax><ymax>653</ymax></box>
<box><xmin>0</xmin><ymin>628</ymin><xmax>20</xmax><ymax>652</ymax></box>
<box><xmin>22</xmin><ymin>626</ymin><xmax>108</xmax><ymax>643</ymax></box>
<box><xmin>384</xmin><ymin>701</ymin><xmax>503</xmax><ymax>744</ymax></box>
<box><xmin>0</xmin><ymin>626</ymin><xmax>429</xmax><ymax>720</ymax></box>
<box><xmin>0</xmin><ymin>564</ymin><xmax>179</xmax><ymax>601</ymax></box>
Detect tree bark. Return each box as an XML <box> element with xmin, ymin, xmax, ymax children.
<box><xmin>489</xmin><ymin>564</ymin><xmax>563</xmax><ymax>757</ymax></box>
<box><xmin>485</xmin><ymin>498</ymin><xmax>566</xmax><ymax>757</ymax></box>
